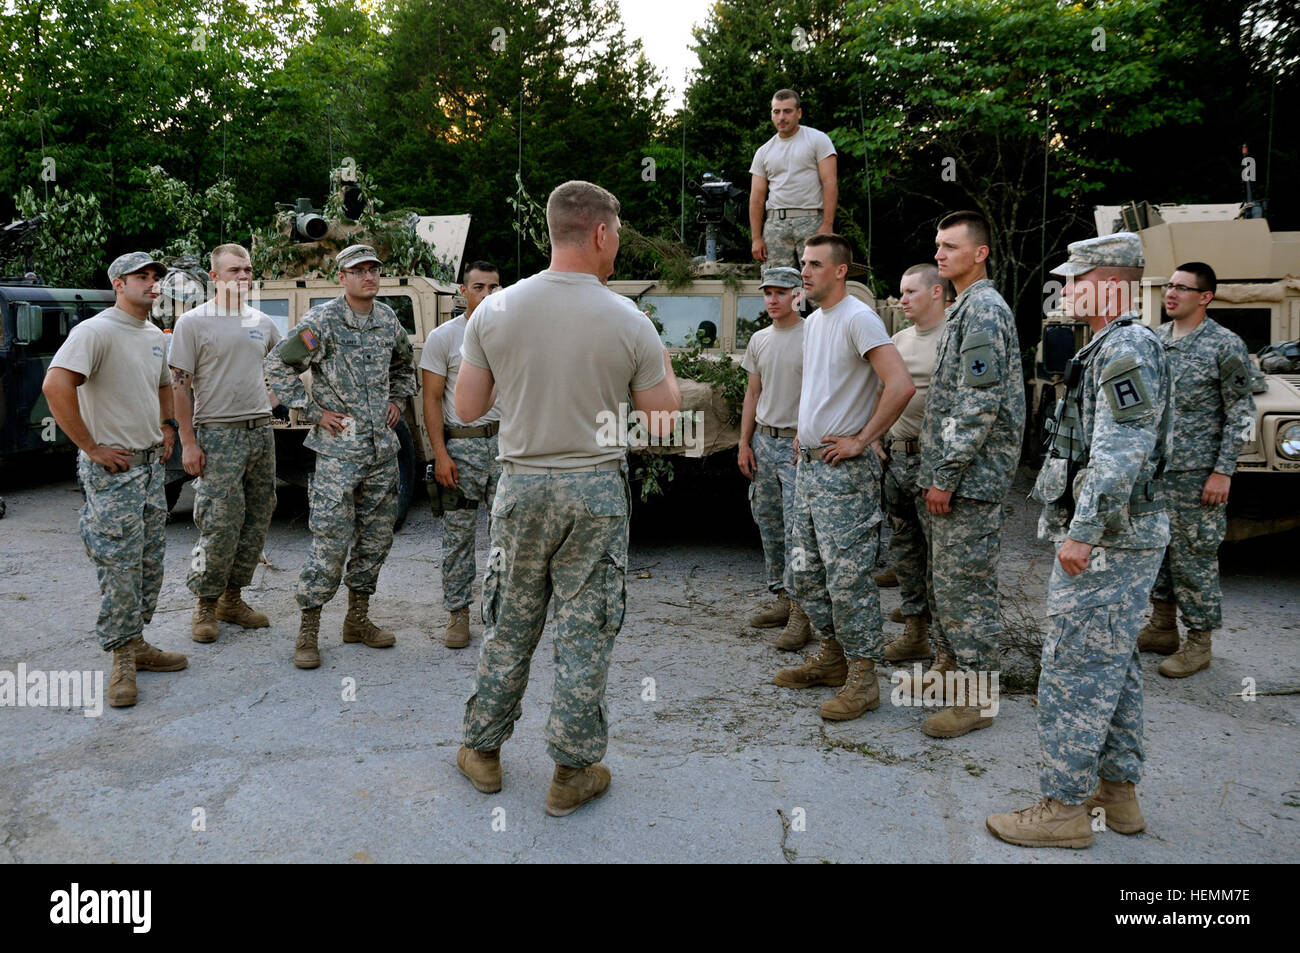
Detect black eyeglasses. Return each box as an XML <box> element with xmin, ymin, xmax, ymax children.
<box><xmin>1162</xmin><ymin>282</ymin><xmax>1204</xmax><ymax>295</ymax></box>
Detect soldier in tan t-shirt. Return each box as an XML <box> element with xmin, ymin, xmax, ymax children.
<box><xmin>454</xmin><ymin>181</ymin><xmax>680</xmax><ymax>817</ymax></box>
<box><xmin>44</xmin><ymin>251</ymin><xmax>189</xmax><ymax>709</ymax></box>
<box><xmin>873</xmin><ymin>264</ymin><xmax>948</xmax><ymax>664</ymax></box>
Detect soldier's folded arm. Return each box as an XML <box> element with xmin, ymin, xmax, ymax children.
<box><xmin>1067</xmin><ymin>353</ymin><xmax>1162</xmax><ymax>546</ymax></box>
<box><xmin>858</xmin><ymin>342</ymin><xmax>914</xmax><ymax>450</ymax></box>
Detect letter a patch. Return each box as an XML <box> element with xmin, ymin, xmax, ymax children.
<box><xmin>1100</xmin><ymin>354</ymin><xmax>1151</xmax><ymax>422</ymax></box>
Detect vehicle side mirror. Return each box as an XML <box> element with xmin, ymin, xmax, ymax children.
<box><xmin>1040</xmin><ymin>323</ymin><xmax>1085</xmax><ymax>378</ymax></box>
<box><xmin>14</xmin><ymin>303</ymin><xmax>41</xmax><ymax>345</ymax></box>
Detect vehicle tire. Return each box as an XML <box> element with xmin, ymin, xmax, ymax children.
<box><xmin>394</xmin><ymin>418</ymin><xmax>415</xmax><ymax>532</ymax></box>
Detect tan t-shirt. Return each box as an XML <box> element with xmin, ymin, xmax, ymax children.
<box><xmin>889</xmin><ymin>321</ymin><xmax>944</xmax><ymax>441</ymax></box>
<box><xmin>49</xmin><ymin>307</ymin><xmax>170</xmax><ymax>449</ymax></box>
<box><xmin>419</xmin><ymin>313</ymin><xmax>501</xmax><ymax>427</ymax></box>
<box><xmin>797</xmin><ymin>295</ymin><xmax>892</xmax><ymax>446</ymax></box>
<box><xmin>461</xmin><ymin>270</ymin><xmax>666</xmax><ymax>468</ymax></box>
<box><xmin>168</xmin><ymin>301</ymin><xmax>282</xmax><ymax>424</ymax></box>
<box><xmin>741</xmin><ymin>320</ymin><xmax>803</xmax><ymax>429</ymax></box>
<box><xmin>749</xmin><ymin>125</ymin><xmax>837</xmax><ymax>210</ymax></box>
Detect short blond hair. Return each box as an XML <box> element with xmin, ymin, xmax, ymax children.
<box><xmin>210</xmin><ymin>243</ymin><xmax>251</xmax><ymax>271</ymax></box>
<box><xmin>546</xmin><ymin>181</ymin><xmax>620</xmax><ymax>248</ymax></box>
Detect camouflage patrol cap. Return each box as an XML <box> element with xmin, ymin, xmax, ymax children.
<box><xmin>759</xmin><ymin>266</ymin><xmax>802</xmax><ymax>289</ymax></box>
<box><xmin>108</xmin><ymin>251</ymin><xmax>167</xmax><ymax>281</ymax></box>
<box><xmin>336</xmin><ymin>244</ymin><xmax>382</xmax><ymax>271</ymax></box>
<box><xmin>1050</xmin><ymin>232</ymin><xmax>1144</xmax><ymax>277</ymax></box>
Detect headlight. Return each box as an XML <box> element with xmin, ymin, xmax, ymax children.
<box><xmin>1279</xmin><ymin>422</ymin><xmax>1300</xmax><ymax>461</ymax></box>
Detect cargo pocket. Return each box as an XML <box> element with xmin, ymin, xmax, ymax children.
<box><xmin>601</xmin><ymin>551</ymin><xmax>627</xmax><ymax>634</ymax></box>
<box><xmin>192</xmin><ymin>480</ymin><xmax>229</xmax><ymax>532</ymax></box>
<box><xmin>1030</xmin><ymin>457</ymin><xmax>1070</xmax><ymax>505</ymax></box>
<box><xmin>582</xmin><ymin>485</ymin><xmax>628</xmax><ymax>519</ymax></box>
<box><xmin>481</xmin><ymin>545</ymin><xmax>507</xmax><ymax>628</ymax></box>
<box><xmin>1191</xmin><ymin>502</ymin><xmax>1227</xmax><ymax>555</ymax></box>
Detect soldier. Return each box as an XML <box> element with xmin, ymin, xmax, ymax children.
<box><xmin>748</xmin><ymin>90</ymin><xmax>838</xmax><ymax>271</ymax></box>
<box><xmin>168</xmin><ymin>243</ymin><xmax>281</xmax><ymax>643</ymax></box>
<box><xmin>264</xmin><ymin>244</ymin><xmax>417</xmax><ymax>669</ymax></box>
<box><xmin>1137</xmin><ymin>262</ymin><xmax>1254</xmax><ymax>678</ymax></box>
<box><xmin>877</xmin><ymin>264</ymin><xmax>948</xmax><ymax>663</ymax></box>
<box><xmin>772</xmin><ymin>234</ymin><xmax>914</xmax><ymax>721</ymax></box>
<box><xmin>455</xmin><ymin>181</ymin><xmax>681</xmax><ymax>816</ymax></box>
<box><xmin>42</xmin><ymin>252</ymin><xmax>188</xmax><ymax>707</ymax></box>
<box><xmin>420</xmin><ymin>260</ymin><xmax>503</xmax><ymax>648</ymax></box>
<box><xmin>987</xmin><ymin>233</ymin><xmax>1171</xmax><ymax>848</ymax></box>
<box><xmin>904</xmin><ymin>210</ymin><xmax>1025</xmax><ymax>739</ymax></box>
<box><xmin>737</xmin><ymin>266</ymin><xmax>809</xmax><ymax>649</ymax></box>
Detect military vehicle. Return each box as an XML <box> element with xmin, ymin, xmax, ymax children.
<box><xmin>1030</xmin><ymin>201</ymin><xmax>1300</xmax><ymax>541</ymax></box>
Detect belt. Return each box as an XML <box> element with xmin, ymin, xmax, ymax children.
<box><xmin>771</xmin><ymin>208</ymin><xmax>822</xmax><ymax>220</ymax></box>
<box><xmin>757</xmin><ymin>425</ymin><xmax>798</xmax><ymax>439</ymax></box>
<box><xmin>446</xmin><ymin>422</ymin><xmax>499</xmax><ymax>439</ymax></box>
<box><xmin>501</xmin><ymin>459</ymin><xmax>623</xmax><ymax>475</ymax></box>
<box><xmin>200</xmin><ymin>416</ymin><xmax>273</xmax><ymax>430</ymax></box>
<box><xmin>797</xmin><ymin>446</ymin><xmax>822</xmax><ymax>464</ymax></box>
<box><xmin>1128</xmin><ymin>479</ymin><xmax>1164</xmax><ymax>516</ymax></box>
<box><xmin>888</xmin><ymin>438</ymin><xmax>922</xmax><ymax>455</ymax></box>
<box><xmin>91</xmin><ymin>446</ymin><xmax>163</xmax><ymax>470</ymax></box>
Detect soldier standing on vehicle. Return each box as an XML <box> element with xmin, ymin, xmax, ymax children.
<box><xmin>264</xmin><ymin>244</ymin><xmax>417</xmax><ymax>669</ymax></box>
<box><xmin>738</xmin><ymin>266</ymin><xmax>809</xmax><ymax>649</ymax></box>
<box><xmin>903</xmin><ymin>210</ymin><xmax>1025</xmax><ymax>740</ymax></box>
<box><xmin>749</xmin><ymin>90</ymin><xmax>838</xmax><ymax>271</ymax></box>
<box><xmin>987</xmin><ymin>233</ymin><xmax>1171</xmax><ymax>848</ymax></box>
<box><xmin>454</xmin><ymin>181</ymin><xmax>680</xmax><ymax>816</ymax></box>
<box><xmin>876</xmin><ymin>264</ymin><xmax>948</xmax><ymax>664</ymax></box>
<box><xmin>420</xmin><ymin>260</ymin><xmax>503</xmax><ymax>649</ymax></box>
<box><xmin>169</xmin><ymin>243</ymin><xmax>281</xmax><ymax>644</ymax></box>
<box><xmin>772</xmin><ymin>234</ymin><xmax>914</xmax><ymax>722</ymax></box>
<box><xmin>1137</xmin><ymin>262</ymin><xmax>1254</xmax><ymax>678</ymax></box>
<box><xmin>43</xmin><ymin>252</ymin><xmax>188</xmax><ymax>707</ymax></box>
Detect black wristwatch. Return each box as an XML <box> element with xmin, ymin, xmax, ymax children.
<box><xmin>161</xmin><ymin>418</ymin><xmax>180</xmax><ymax>432</ymax></box>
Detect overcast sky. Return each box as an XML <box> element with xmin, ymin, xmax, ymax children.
<box><xmin>618</xmin><ymin>0</ymin><xmax>713</xmax><ymax>110</ymax></box>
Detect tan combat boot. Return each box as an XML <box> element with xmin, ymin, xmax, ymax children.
<box><xmin>294</xmin><ymin>607</ymin><xmax>322</xmax><ymax>669</ymax></box>
<box><xmin>986</xmin><ymin>798</ymin><xmax>1093</xmax><ymax>848</ymax></box>
<box><xmin>545</xmin><ymin>763</ymin><xmax>611</xmax><ymax>817</ymax></box>
<box><xmin>772</xmin><ymin>637</ymin><xmax>848</xmax><ymax>688</ymax></box>
<box><xmin>922</xmin><ymin>701</ymin><xmax>994</xmax><ymax>738</ymax></box>
<box><xmin>1158</xmin><ymin>628</ymin><xmax>1211</xmax><ymax>678</ymax></box>
<box><xmin>749</xmin><ymin>591</ymin><xmax>790</xmax><ymax>628</ymax></box>
<box><xmin>884</xmin><ymin>613</ymin><xmax>932</xmax><ymax>662</ymax></box>
<box><xmin>216</xmin><ymin>587</ymin><xmax>270</xmax><ymax>629</ymax></box>
<box><xmin>874</xmin><ymin>568</ymin><xmax>899</xmax><ymax>588</ymax></box>
<box><xmin>775</xmin><ymin>600</ymin><xmax>812</xmax><ymax>651</ymax></box>
<box><xmin>820</xmin><ymin>658</ymin><xmax>880</xmax><ymax>721</ymax></box>
<box><xmin>896</xmin><ymin>646</ymin><xmax>958</xmax><ymax>702</ymax></box>
<box><xmin>889</xmin><ymin>607</ymin><xmax>906</xmax><ymax>624</ymax></box>
<box><xmin>444</xmin><ymin>607</ymin><xmax>471</xmax><ymax>649</ymax></box>
<box><xmin>1084</xmin><ymin>779</ymin><xmax>1145</xmax><ymax>834</ymax></box>
<box><xmin>457</xmin><ymin>745</ymin><xmax>502</xmax><ymax>793</ymax></box>
<box><xmin>342</xmin><ymin>590</ymin><xmax>396</xmax><ymax>648</ymax></box>
<box><xmin>108</xmin><ymin>641</ymin><xmax>138</xmax><ymax>708</ymax></box>
<box><xmin>129</xmin><ymin>637</ymin><xmax>188</xmax><ymax>672</ymax></box>
<box><xmin>1137</xmin><ymin>599</ymin><xmax>1179</xmax><ymax>654</ymax></box>
<box><xmin>191</xmin><ymin>597</ymin><xmax>219</xmax><ymax>643</ymax></box>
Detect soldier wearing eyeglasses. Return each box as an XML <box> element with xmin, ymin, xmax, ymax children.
<box><xmin>264</xmin><ymin>244</ymin><xmax>417</xmax><ymax>669</ymax></box>
<box><xmin>1136</xmin><ymin>262</ymin><xmax>1255</xmax><ymax>678</ymax></box>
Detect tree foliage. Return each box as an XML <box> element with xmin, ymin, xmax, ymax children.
<box><xmin>12</xmin><ymin>186</ymin><xmax>108</xmax><ymax>287</ymax></box>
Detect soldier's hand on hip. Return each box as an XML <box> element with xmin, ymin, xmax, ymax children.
<box><xmin>386</xmin><ymin>401</ymin><xmax>402</xmax><ymax>428</ymax></box>
<box><xmin>820</xmin><ymin>434</ymin><xmax>864</xmax><ymax>466</ymax></box>
<box><xmin>1056</xmin><ymin>538</ymin><xmax>1094</xmax><ymax>577</ymax></box>
<box><xmin>88</xmin><ymin>444</ymin><xmax>131</xmax><ymax>473</ymax></box>
<box><xmin>1202</xmin><ymin>471</ymin><xmax>1231</xmax><ymax>506</ymax></box>
<box><xmin>870</xmin><ymin>440</ymin><xmax>888</xmax><ymax>464</ymax></box>
<box><xmin>752</xmin><ymin>238</ymin><xmax>768</xmax><ymax>262</ymax></box>
<box><xmin>318</xmin><ymin>409</ymin><xmax>347</xmax><ymax>436</ymax></box>
<box><xmin>434</xmin><ymin>451</ymin><xmax>459</xmax><ymax>489</ymax></box>
<box><xmin>738</xmin><ymin>443</ymin><xmax>756</xmax><ymax>480</ymax></box>
<box><xmin>924</xmin><ymin>486</ymin><xmax>953</xmax><ymax>515</ymax></box>
<box><xmin>183</xmin><ymin>441</ymin><xmax>205</xmax><ymax>477</ymax></box>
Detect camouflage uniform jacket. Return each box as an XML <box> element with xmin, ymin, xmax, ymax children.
<box><xmin>918</xmin><ymin>278</ymin><xmax>1025</xmax><ymax>501</ymax></box>
<box><xmin>264</xmin><ymin>295</ymin><xmax>416</xmax><ymax>463</ymax></box>
<box><xmin>1035</xmin><ymin>314</ymin><xmax>1172</xmax><ymax>550</ymax></box>
<box><xmin>1155</xmin><ymin>316</ymin><xmax>1255</xmax><ymax>475</ymax></box>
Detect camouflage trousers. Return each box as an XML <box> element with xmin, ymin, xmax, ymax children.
<box><xmin>1150</xmin><ymin>468</ymin><xmax>1225</xmax><ymax>630</ymax></box>
<box><xmin>762</xmin><ymin>213</ymin><xmax>821</xmax><ymax>271</ymax></box>
<box><xmin>883</xmin><ymin>449</ymin><xmax>929</xmax><ymax>616</ymax></box>
<box><xmin>1038</xmin><ymin>545</ymin><xmax>1163</xmax><ymax>803</ymax></box>
<box><xmin>748</xmin><ymin>430</ymin><xmax>797</xmax><ymax>593</ymax></box>
<box><xmin>925</xmin><ymin>496</ymin><xmax>1003</xmax><ymax>670</ymax></box>
<box><xmin>77</xmin><ymin>455</ymin><xmax>167</xmax><ymax>651</ymax></box>
<box><xmin>463</xmin><ymin>469</ymin><xmax>629</xmax><ymax>767</ymax></box>
<box><xmin>297</xmin><ymin>453</ymin><xmax>397</xmax><ymax>609</ymax></box>
<box><xmin>186</xmin><ymin>424</ymin><xmax>276</xmax><ymax>598</ymax></box>
<box><xmin>439</xmin><ymin>435</ymin><xmax>502</xmax><ymax>611</ymax></box>
<box><xmin>788</xmin><ymin>450</ymin><xmax>884</xmax><ymax>661</ymax></box>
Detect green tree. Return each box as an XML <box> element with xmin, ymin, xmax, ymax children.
<box><xmin>12</xmin><ymin>186</ymin><xmax>108</xmax><ymax>287</ymax></box>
